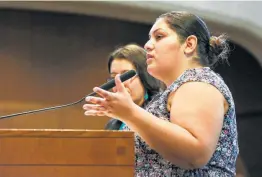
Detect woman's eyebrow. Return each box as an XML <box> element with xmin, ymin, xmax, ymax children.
<box><xmin>149</xmin><ymin>28</ymin><xmax>164</xmax><ymax>38</ymax></box>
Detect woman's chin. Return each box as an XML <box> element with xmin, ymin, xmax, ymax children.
<box><xmin>147</xmin><ymin>65</ymin><xmax>162</xmax><ymax>80</ymax></box>
<box><xmin>147</xmin><ymin>64</ymin><xmax>156</xmax><ymax>75</ymax></box>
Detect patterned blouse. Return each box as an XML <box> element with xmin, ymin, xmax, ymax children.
<box><xmin>122</xmin><ymin>67</ymin><xmax>239</xmax><ymax>177</ymax></box>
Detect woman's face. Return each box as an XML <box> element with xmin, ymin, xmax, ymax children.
<box><xmin>109</xmin><ymin>59</ymin><xmax>145</xmax><ymax>106</ymax></box>
<box><xmin>144</xmin><ymin>18</ymin><xmax>185</xmax><ymax>82</ymax></box>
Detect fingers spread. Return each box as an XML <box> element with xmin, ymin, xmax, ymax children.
<box><xmin>115</xmin><ymin>74</ymin><xmax>125</xmax><ymax>93</ymax></box>
<box><xmin>85</xmin><ymin>96</ymin><xmax>107</xmax><ymax>107</ymax></box>
<box><xmin>84</xmin><ymin>110</ymin><xmax>107</xmax><ymax>116</ymax></box>
<box><xmin>93</xmin><ymin>87</ymin><xmax>112</xmax><ymax>100</ymax></box>
<box><xmin>83</xmin><ymin>104</ymin><xmax>106</xmax><ymax>112</ymax></box>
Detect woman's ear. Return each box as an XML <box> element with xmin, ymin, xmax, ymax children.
<box><xmin>184</xmin><ymin>35</ymin><xmax>198</xmax><ymax>56</ymax></box>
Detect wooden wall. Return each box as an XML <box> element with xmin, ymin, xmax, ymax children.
<box><xmin>0</xmin><ymin>9</ymin><xmax>149</xmax><ymax>129</ymax></box>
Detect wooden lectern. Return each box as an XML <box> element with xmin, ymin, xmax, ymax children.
<box><xmin>0</xmin><ymin>129</ymin><xmax>135</xmax><ymax>177</ymax></box>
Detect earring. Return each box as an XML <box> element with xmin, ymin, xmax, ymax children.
<box><xmin>144</xmin><ymin>91</ymin><xmax>149</xmax><ymax>100</ymax></box>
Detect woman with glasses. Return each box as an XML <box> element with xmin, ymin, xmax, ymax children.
<box><xmin>104</xmin><ymin>44</ymin><xmax>163</xmax><ymax>130</ymax></box>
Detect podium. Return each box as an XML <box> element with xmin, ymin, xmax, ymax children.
<box><xmin>0</xmin><ymin>129</ymin><xmax>135</xmax><ymax>177</ymax></box>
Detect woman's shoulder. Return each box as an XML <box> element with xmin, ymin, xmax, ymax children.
<box><xmin>179</xmin><ymin>67</ymin><xmax>221</xmax><ymax>83</ymax></box>
<box><xmin>168</xmin><ymin>67</ymin><xmax>228</xmax><ymax>92</ymax></box>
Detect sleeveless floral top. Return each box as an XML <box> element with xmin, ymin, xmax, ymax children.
<box><xmin>122</xmin><ymin>67</ymin><xmax>239</xmax><ymax>177</ymax></box>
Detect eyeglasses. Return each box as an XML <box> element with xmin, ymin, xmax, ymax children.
<box><xmin>106</xmin><ymin>72</ymin><xmax>138</xmax><ymax>83</ymax></box>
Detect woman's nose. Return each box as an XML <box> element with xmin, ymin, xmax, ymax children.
<box><xmin>144</xmin><ymin>39</ymin><xmax>154</xmax><ymax>51</ymax></box>
<box><xmin>123</xmin><ymin>79</ymin><xmax>130</xmax><ymax>88</ymax></box>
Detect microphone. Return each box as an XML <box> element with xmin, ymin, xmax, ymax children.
<box><xmin>0</xmin><ymin>70</ymin><xmax>136</xmax><ymax>120</ymax></box>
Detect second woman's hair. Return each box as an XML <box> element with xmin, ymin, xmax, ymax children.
<box><xmin>107</xmin><ymin>44</ymin><xmax>163</xmax><ymax>100</ymax></box>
